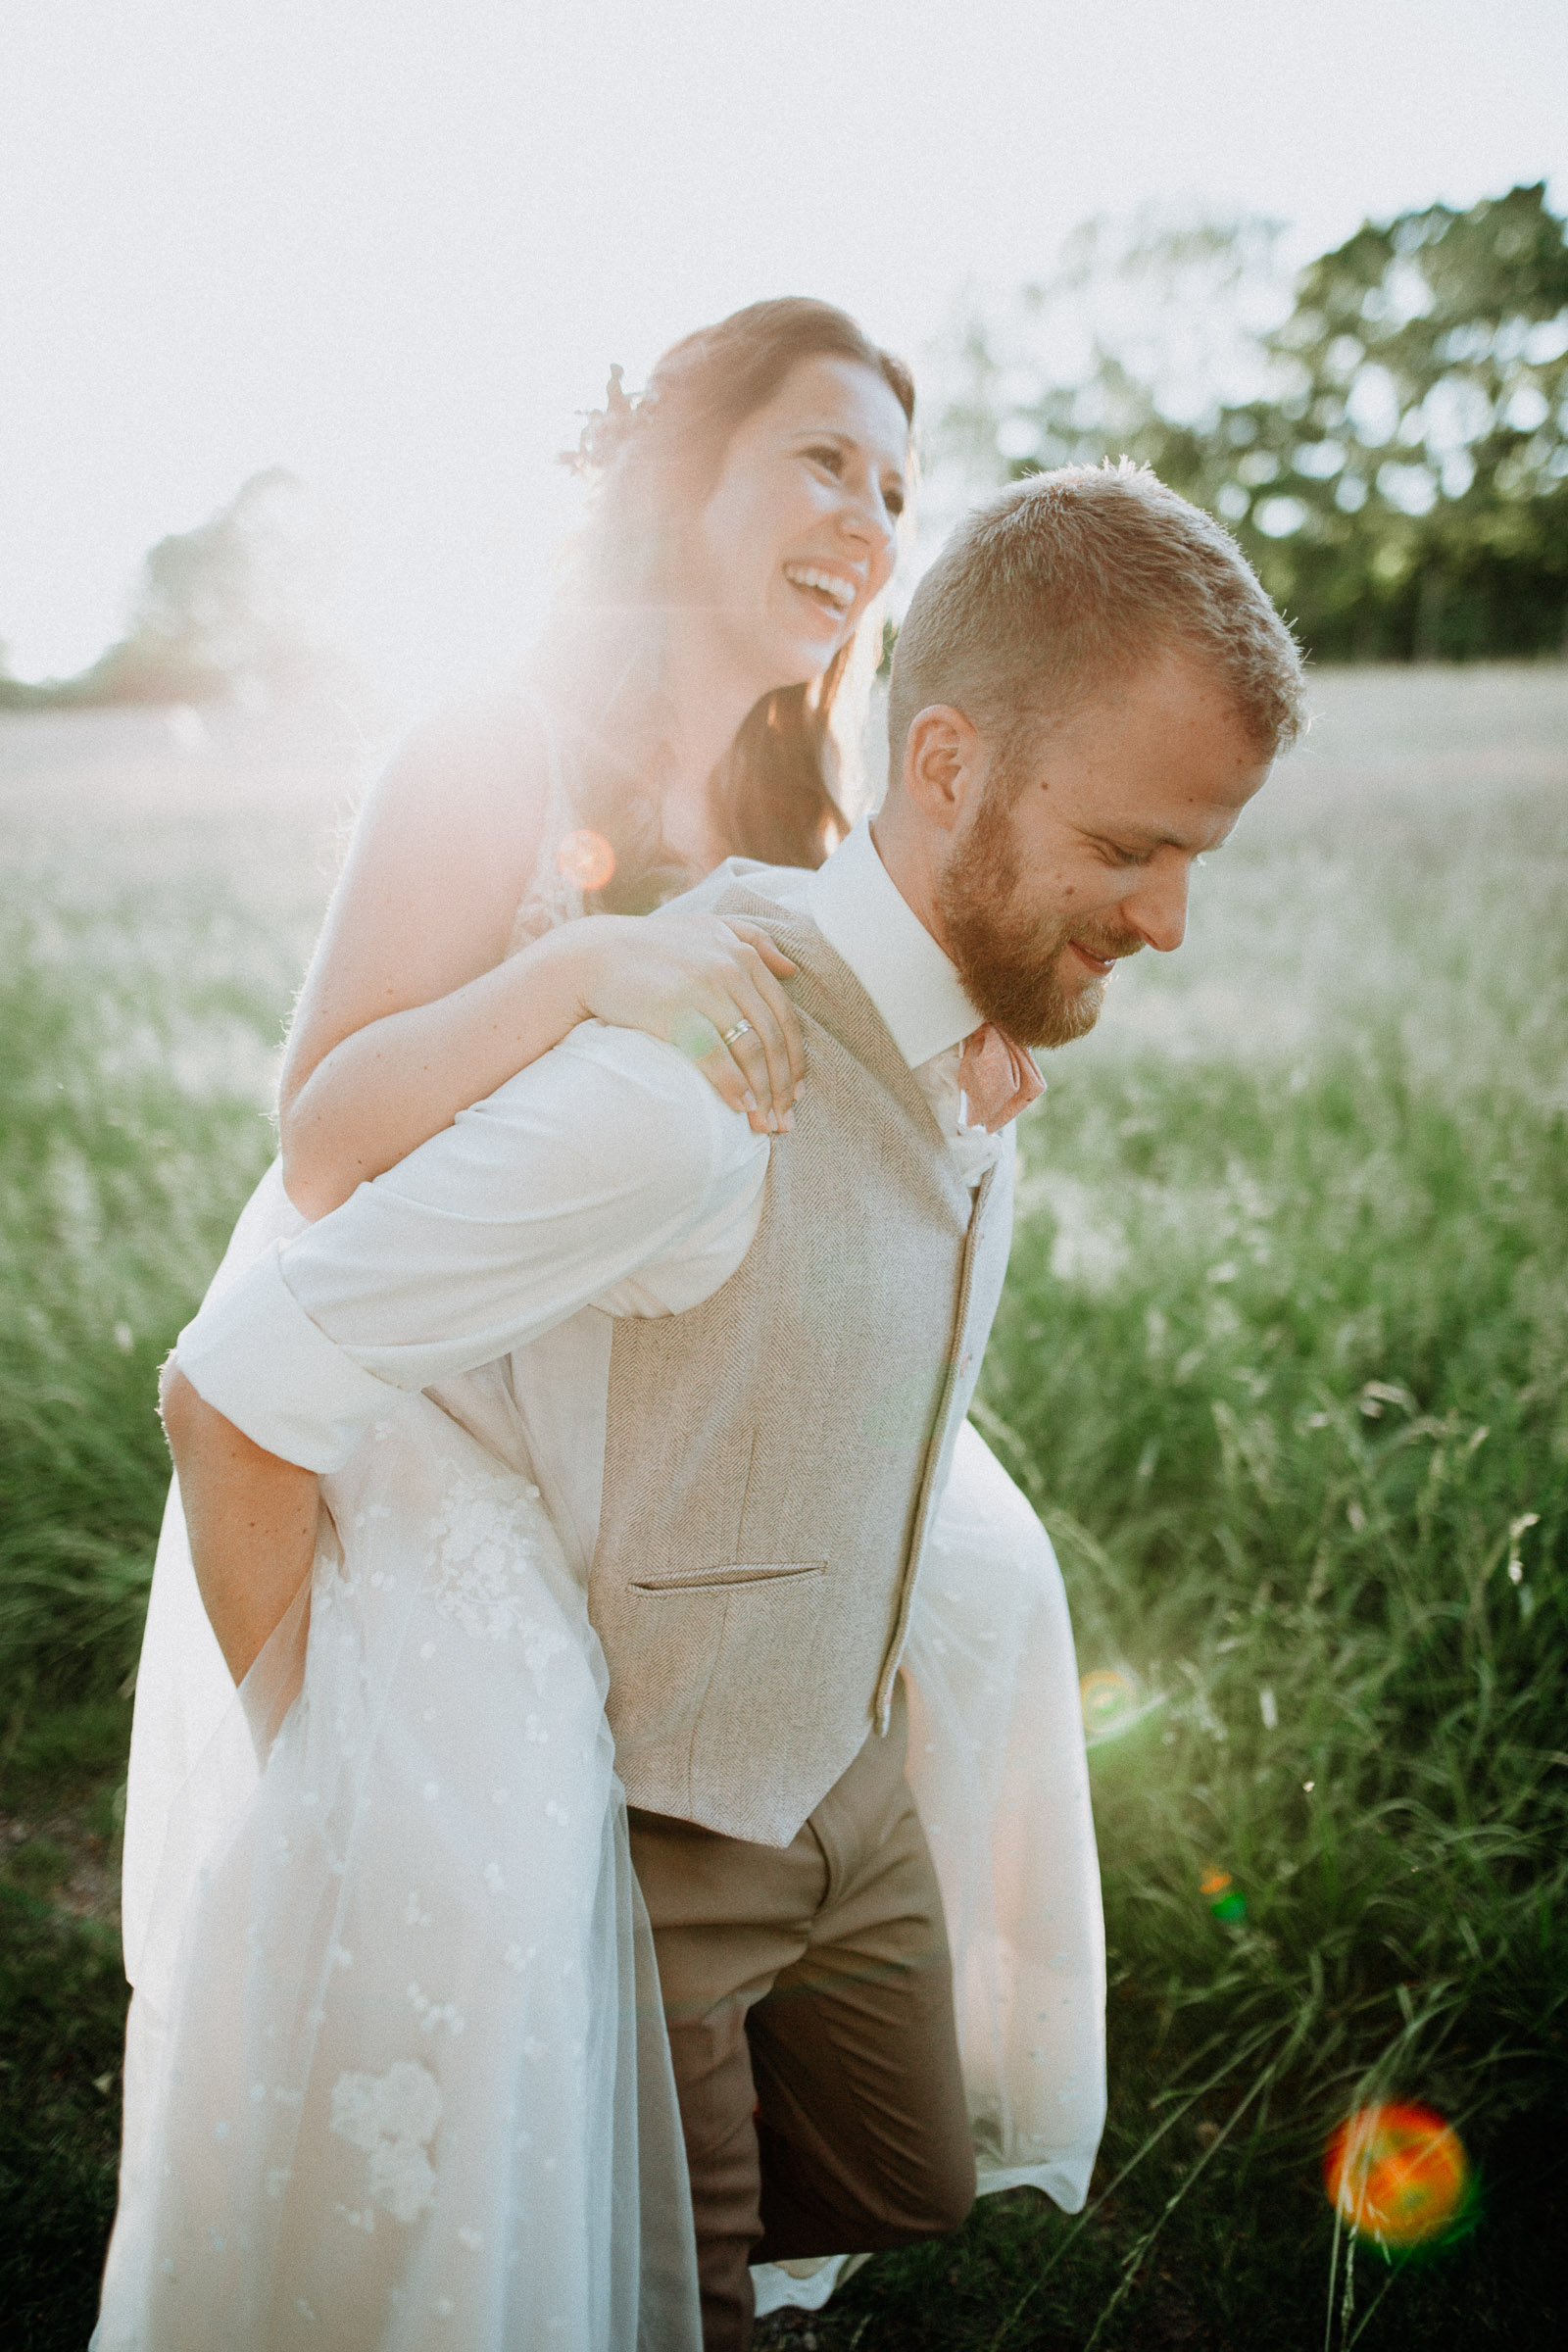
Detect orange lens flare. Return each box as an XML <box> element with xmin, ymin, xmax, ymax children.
<box><xmin>557</xmin><ymin>829</ymin><xmax>616</xmax><ymax>893</ymax></box>
<box><xmin>1199</xmin><ymin>1867</ymin><xmax>1247</xmax><ymax>1923</ymax></box>
<box><xmin>1080</xmin><ymin>1669</ymin><xmax>1137</xmax><ymax>1737</ymax></box>
<box><xmin>1323</xmin><ymin>2103</ymin><xmax>1470</xmax><ymax>2248</ymax></box>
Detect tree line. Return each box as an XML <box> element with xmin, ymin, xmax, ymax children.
<box><xmin>932</xmin><ymin>182</ymin><xmax>1568</xmax><ymax>662</ymax></box>
<box><xmin>0</xmin><ymin>468</ymin><xmax>353</xmax><ymax>711</ymax></box>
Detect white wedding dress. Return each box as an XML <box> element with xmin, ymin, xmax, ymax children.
<box><xmin>97</xmin><ymin>721</ymin><xmax>1104</xmax><ymax>2347</ymax></box>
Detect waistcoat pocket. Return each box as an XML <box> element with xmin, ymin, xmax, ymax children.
<box><xmin>629</xmin><ymin>1560</ymin><xmax>827</xmax><ymax>1594</ymax></box>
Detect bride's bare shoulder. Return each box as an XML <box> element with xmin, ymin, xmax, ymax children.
<box><xmin>299</xmin><ymin>683</ymin><xmax>556</xmax><ymax>1024</ymax></box>
<box><xmin>360</xmin><ymin>680</ymin><xmax>553</xmax><ymax>874</ymax></box>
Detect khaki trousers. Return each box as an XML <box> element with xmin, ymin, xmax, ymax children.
<box><xmin>627</xmin><ymin>1686</ymin><xmax>975</xmax><ymax>2352</ymax></box>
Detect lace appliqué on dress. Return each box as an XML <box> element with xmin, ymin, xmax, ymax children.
<box><xmin>426</xmin><ymin>1470</ymin><xmax>572</xmax><ymax>1676</ymax></box>
<box><xmin>328</xmin><ymin>2059</ymin><xmax>442</xmax><ymax>2226</ymax></box>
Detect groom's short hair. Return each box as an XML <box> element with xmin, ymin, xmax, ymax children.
<box><xmin>887</xmin><ymin>461</ymin><xmax>1306</xmax><ymax>783</ymax></box>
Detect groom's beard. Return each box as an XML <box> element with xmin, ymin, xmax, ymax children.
<box><xmin>938</xmin><ymin>786</ymin><xmax>1145</xmax><ymax>1048</ymax></box>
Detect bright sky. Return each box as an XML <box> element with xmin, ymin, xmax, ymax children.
<box><xmin>4</xmin><ymin>0</ymin><xmax>1565</xmax><ymax>708</ymax></box>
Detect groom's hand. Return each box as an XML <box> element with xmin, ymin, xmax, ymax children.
<box><xmin>159</xmin><ymin>1360</ymin><xmax>323</xmax><ymax>1686</ymax></box>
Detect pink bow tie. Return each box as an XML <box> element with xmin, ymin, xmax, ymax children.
<box><xmin>956</xmin><ymin>1023</ymin><xmax>1045</xmax><ymax>1134</ymax></box>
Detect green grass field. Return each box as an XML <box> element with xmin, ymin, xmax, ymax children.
<box><xmin>2</xmin><ymin>673</ymin><xmax>1564</xmax><ymax>2349</ymax></box>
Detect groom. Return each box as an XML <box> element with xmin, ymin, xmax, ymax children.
<box><xmin>165</xmin><ymin>462</ymin><xmax>1304</xmax><ymax>2348</ymax></box>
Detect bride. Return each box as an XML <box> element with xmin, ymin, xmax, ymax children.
<box><xmin>99</xmin><ymin>298</ymin><xmax>1104</xmax><ymax>2348</ymax></box>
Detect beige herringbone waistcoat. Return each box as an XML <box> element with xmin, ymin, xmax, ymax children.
<box><xmin>588</xmin><ymin>886</ymin><xmax>1014</xmax><ymax>1846</ymax></box>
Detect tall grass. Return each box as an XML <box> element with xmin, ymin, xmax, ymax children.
<box><xmin>1</xmin><ymin>684</ymin><xmax>1564</xmax><ymax>2347</ymax></box>
<box><xmin>0</xmin><ymin>710</ymin><xmax>345</xmax><ymax>1746</ymax></box>
<box><xmin>0</xmin><ymin>906</ymin><xmax>270</xmax><ymax>1720</ymax></box>
<box><xmin>970</xmin><ymin>1033</ymin><xmax>1566</xmax><ymax>2344</ymax></box>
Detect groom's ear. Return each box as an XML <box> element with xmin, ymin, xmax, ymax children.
<box><xmin>900</xmin><ymin>705</ymin><xmax>983</xmax><ymax>832</ymax></box>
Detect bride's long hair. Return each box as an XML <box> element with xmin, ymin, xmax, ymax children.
<box><xmin>534</xmin><ymin>298</ymin><xmax>914</xmax><ymax>912</ymax></box>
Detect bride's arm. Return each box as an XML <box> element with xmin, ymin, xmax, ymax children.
<box><xmin>160</xmin><ymin>1362</ymin><xmax>319</xmax><ymax>1685</ymax></box>
<box><xmin>278</xmin><ymin>703</ymin><xmax>804</xmax><ymax>1220</ymax></box>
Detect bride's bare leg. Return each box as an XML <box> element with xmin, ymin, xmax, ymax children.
<box><xmin>159</xmin><ymin>1362</ymin><xmax>322</xmax><ymax>1687</ymax></box>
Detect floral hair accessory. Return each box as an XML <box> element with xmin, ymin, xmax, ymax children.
<box><xmin>560</xmin><ymin>365</ymin><xmax>647</xmax><ymax>477</ymax></box>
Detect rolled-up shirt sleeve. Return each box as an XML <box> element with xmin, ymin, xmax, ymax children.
<box><xmin>175</xmin><ymin>1024</ymin><xmax>768</xmax><ymax>1472</ymax></box>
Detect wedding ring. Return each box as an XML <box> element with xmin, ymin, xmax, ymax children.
<box><xmin>720</xmin><ymin>1018</ymin><xmax>754</xmax><ymax>1047</ymax></box>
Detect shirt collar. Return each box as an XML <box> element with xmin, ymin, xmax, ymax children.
<box><xmin>803</xmin><ymin>818</ymin><xmax>981</xmax><ymax>1070</ymax></box>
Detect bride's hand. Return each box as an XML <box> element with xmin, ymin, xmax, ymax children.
<box><xmin>561</xmin><ymin>911</ymin><xmax>805</xmax><ymax>1132</ymax></box>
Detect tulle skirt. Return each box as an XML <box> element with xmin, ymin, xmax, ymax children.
<box><xmin>100</xmin><ymin>1163</ymin><xmax>1104</xmax><ymax>2345</ymax></box>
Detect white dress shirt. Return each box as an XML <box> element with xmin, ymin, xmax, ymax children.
<box><xmin>177</xmin><ymin>820</ymin><xmax>1009</xmax><ymax>1581</ymax></box>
